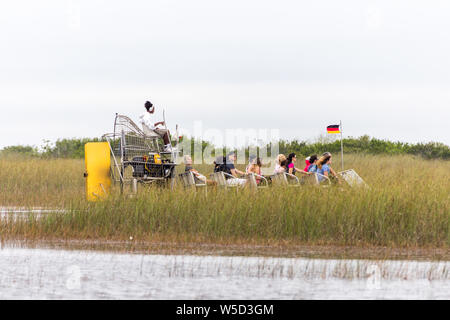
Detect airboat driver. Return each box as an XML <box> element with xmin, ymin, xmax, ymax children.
<box><xmin>140</xmin><ymin>101</ymin><xmax>173</xmax><ymax>152</ymax></box>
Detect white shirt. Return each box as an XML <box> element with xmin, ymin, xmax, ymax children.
<box><xmin>274</xmin><ymin>163</ymin><xmax>286</xmax><ymax>174</ymax></box>
<box><xmin>140</xmin><ymin>112</ymin><xmax>155</xmax><ymax>130</ymax></box>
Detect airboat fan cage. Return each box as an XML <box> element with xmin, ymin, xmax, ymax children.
<box><xmin>102</xmin><ymin>114</ymin><xmax>177</xmax><ymax>190</ymax></box>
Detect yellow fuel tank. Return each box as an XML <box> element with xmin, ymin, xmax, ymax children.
<box><xmin>153</xmin><ymin>153</ymin><xmax>162</xmax><ymax>164</ymax></box>
<box><xmin>84</xmin><ymin>142</ymin><xmax>111</xmax><ymax>201</ymax></box>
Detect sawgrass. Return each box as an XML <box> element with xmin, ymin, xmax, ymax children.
<box><xmin>0</xmin><ymin>154</ymin><xmax>84</xmax><ymax>207</ymax></box>
<box><xmin>0</xmin><ymin>154</ymin><xmax>448</xmax><ymax>249</ymax></box>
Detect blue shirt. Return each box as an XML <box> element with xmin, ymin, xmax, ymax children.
<box><xmin>307</xmin><ymin>164</ymin><xmax>317</xmax><ymax>173</ymax></box>
<box><xmin>317</xmin><ymin>164</ymin><xmax>330</xmax><ymax>182</ymax></box>
<box><xmin>224</xmin><ymin>162</ymin><xmax>235</xmax><ymax>178</ymax></box>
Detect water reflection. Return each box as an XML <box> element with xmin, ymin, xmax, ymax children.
<box><xmin>0</xmin><ymin>248</ymin><xmax>448</xmax><ymax>299</ymax></box>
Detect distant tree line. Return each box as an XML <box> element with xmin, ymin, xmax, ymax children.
<box><xmin>0</xmin><ymin>138</ymin><xmax>101</xmax><ymax>159</ymax></box>
<box><xmin>0</xmin><ymin>135</ymin><xmax>449</xmax><ymax>160</ymax></box>
<box><xmin>276</xmin><ymin>135</ymin><xmax>450</xmax><ymax>160</ymax></box>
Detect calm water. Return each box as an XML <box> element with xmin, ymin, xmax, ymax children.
<box><xmin>0</xmin><ymin>247</ymin><xmax>448</xmax><ymax>299</ymax></box>
<box><xmin>0</xmin><ymin>207</ymin><xmax>66</xmax><ymax>220</ymax></box>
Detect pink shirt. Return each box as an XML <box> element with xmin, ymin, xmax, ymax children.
<box><xmin>303</xmin><ymin>159</ymin><xmax>311</xmax><ymax>172</ymax></box>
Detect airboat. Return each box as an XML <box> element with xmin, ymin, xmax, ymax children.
<box><xmin>102</xmin><ymin>113</ymin><xmax>179</xmax><ymax>193</ymax></box>
<box><xmin>85</xmin><ymin>113</ymin><xmax>368</xmax><ymax>200</ymax></box>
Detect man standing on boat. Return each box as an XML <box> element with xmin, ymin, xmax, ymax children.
<box><xmin>140</xmin><ymin>101</ymin><xmax>172</xmax><ymax>151</ymax></box>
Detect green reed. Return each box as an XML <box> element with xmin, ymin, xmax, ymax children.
<box><xmin>0</xmin><ymin>154</ymin><xmax>448</xmax><ymax>248</ymax></box>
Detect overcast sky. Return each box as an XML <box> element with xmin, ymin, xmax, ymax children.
<box><xmin>1</xmin><ymin>0</ymin><xmax>450</xmax><ymax>148</ymax></box>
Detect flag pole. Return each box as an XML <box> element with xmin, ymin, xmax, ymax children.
<box><xmin>340</xmin><ymin>120</ymin><xmax>344</xmax><ymax>171</ymax></box>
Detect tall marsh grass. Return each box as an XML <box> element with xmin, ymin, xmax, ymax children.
<box><xmin>0</xmin><ymin>154</ymin><xmax>84</xmax><ymax>207</ymax></box>
<box><xmin>0</xmin><ymin>154</ymin><xmax>448</xmax><ymax>248</ymax></box>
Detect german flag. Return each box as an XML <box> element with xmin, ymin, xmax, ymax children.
<box><xmin>327</xmin><ymin>125</ymin><xmax>340</xmax><ymax>134</ymax></box>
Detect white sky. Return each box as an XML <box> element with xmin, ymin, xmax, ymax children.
<box><xmin>1</xmin><ymin>0</ymin><xmax>450</xmax><ymax>148</ymax></box>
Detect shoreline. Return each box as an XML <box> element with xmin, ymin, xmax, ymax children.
<box><xmin>2</xmin><ymin>239</ymin><xmax>448</xmax><ymax>261</ymax></box>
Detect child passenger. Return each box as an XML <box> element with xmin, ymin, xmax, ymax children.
<box><xmin>274</xmin><ymin>154</ymin><xmax>287</xmax><ymax>174</ymax></box>
<box><xmin>306</xmin><ymin>154</ymin><xmax>318</xmax><ymax>173</ymax></box>
<box><xmin>286</xmin><ymin>153</ymin><xmax>309</xmax><ymax>176</ymax></box>
<box><xmin>246</xmin><ymin>155</ymin><xmax>263</xmax><ymax>185</ymax></box>
<box><xmin>316</xmin><ymin>152</ymin><xmax>340</xmax><ymax>183</ymax></box>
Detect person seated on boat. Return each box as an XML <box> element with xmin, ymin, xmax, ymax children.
<box><xmin>274</xmin><ymin>154</ymin><xmax>287</xmax><ymax>174</ymax></box>
<box><xmin>279</xmin><ymin>159</ymin><xmax>287</xmax><ymax>173</ymax></box>
<box><xmin>216</xmin><ymin>152</ymin><xmax>247</xmax><ymax>187</ymax></box>
<box><xmin>184</xmin><ymin>155</ymin><xmax>206</xmax><ymax>183</ymax></box>
<box><xmin>316</xmin><ymin>152</ymin><xmax>340</xmax><ymax>183</ymax></box>
<box><xmin>286</xmin><ymin>153</ymin><xmax>309</xmax><ymax>177</ymax></box>
<box><xmin>184</xmin><ymin>155</ymin><xmax>215</xmax><ymax>185</ymax></box>
<box><xmin>246</xmin><ymin>155</ymin><xmax>263</xmax><ymax>185</ymax></box>
<box><xmin>306</xmin><ymin>154</ymin><xmax>318</xmax><ymax>173</ymax></box>
<box><xmin>322</xmin><ymin>152</ymin><xmax>340</xmax><ymax>178</ymax></box>
<box><xmin>139</xmin><ymin>101</ymin><xmax>173</xmax><ymax>151</ymax></box>
<box><xmin>303</xmin><ymin>156</ymin><xmax>311</xmax><ymax>172</ymax></box>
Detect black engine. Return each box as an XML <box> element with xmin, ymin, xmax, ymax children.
<box><xmin>130</xmin><ymin>155</ymin><xmax>172</xmax><ymax>178</ymax></box>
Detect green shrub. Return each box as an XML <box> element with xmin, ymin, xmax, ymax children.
<box><xmin>1</xmin><ymin>136</ymin><xmax>449</xmax><ymax>159</ymax></box>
